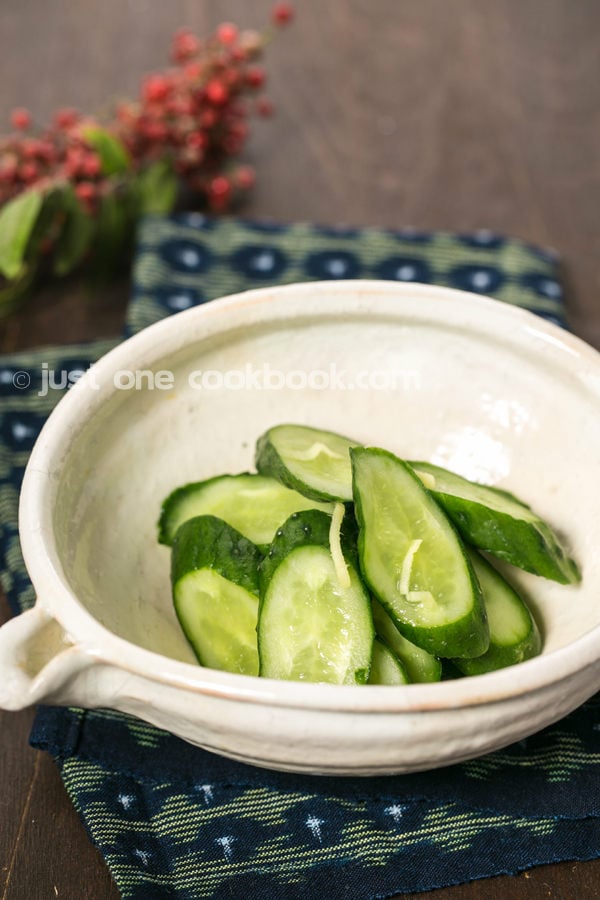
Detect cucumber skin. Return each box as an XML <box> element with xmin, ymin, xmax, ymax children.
<box><xmin>255</xmin><ymin>428</ymin><xmax>355</xmax><ymax>503</ymax></box>
<box><xmin>453</xmin><ymin>624</ymin><xmax>541</xmax><ymax>676</ymax></box>
<box><xmin>351</xmin><ymin>447</ymin><xmax>489</xmax><ymax>659</ymax></box>
<box><xmin>368</xmin><ymin>636</ymin><xmax>410</xmax><ymax>685</ymax></box>
<box><xmin>432</xmin><ymin>493</ymin><xmax>578</xmax><ymax>585</ymax></box>
<box><xmin>410</xmin><ymin>462</ymin><xmax>580</xmax><ymax>585</ymax></box>
<box><xmin>159</xmin><ymin>473</ymin><xmax>255</xmax><ymax>546</ymax></box>
<box><xmin>258</xmin><ymin>507</ymin><xmax>358</xmax><ymax>595</ymax></box>
<box><xmin>451</xmin><ymin>554</ymin><xmax>542</xmax><ymax>676</ymax></box>
<box><xmin>371</xmin><ymin>600</ymin><xmax>442</xmax><ymax>683</ymax></box>
<box><xmin>171</xmin><ymin>515</ymin><xmax>262</xmax><ymax>596</ymax></box>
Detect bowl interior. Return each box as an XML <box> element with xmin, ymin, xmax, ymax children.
<box><xmin>43</xmin><ymin>284</ymin><xmax>600</xmax><ymax>666</ymax></box>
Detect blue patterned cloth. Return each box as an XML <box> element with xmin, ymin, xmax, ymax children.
<box><xmin>1</xmin><ymin>215</ymin><xmax>598</xmax><ymax>900</ymax></box>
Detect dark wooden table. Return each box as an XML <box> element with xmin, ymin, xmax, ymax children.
<box><xmin>1</xmin><ymin>1</ymin><xmax>599</xmax><ymax>897</ymax></box>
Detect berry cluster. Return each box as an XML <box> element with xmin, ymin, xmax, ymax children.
<box><xmin>0</xmin><ymin>2</ymin><xmax>293</xmax><ymax>214</ymax></box>
<box><xmin>0</xmin><ymin>108</ymin><xmax>109</xmax><ymax>212</ymax></box>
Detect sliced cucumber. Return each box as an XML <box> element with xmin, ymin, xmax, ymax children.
<box><xmin>452</xmin><ymin>550</ymin><xmax>542</xmax><ymax>675</ymax></box>
<box><xmin>171</xmin><ymin>516</ymin><xmax>262</xmax><ymax>675</ymax></box>
<box><xmin>159</xmin><ymin>472</ymin><xmax>333</xmax><ymax>548</ymax></box>
<box><xmin>258</xmin><ymin>510</ymin><xmax>373</xmax><ymax>684</ymax></box>
<box><xmin>255</xmin><ymin>423</ymin><xmax>359</xmax><ymax>502</ymax></box>
<box><xmin>371</xmin><ymin>600</ymin><xmax>442</xmax><ymax>683</ymax></box>
<box><xmin>410</xmin><ymin>461</ymin><xmax>580</xmax><ymax>585</ymax></box>
<box><xmin>351</xmin><ymin>447</ymin><xmax>489</xmax><ymax>658</ymax></box>
<box><xmin>368</xmin><ymin>637</ymin><xmax>409</xmax><ymax>685</ymax></box>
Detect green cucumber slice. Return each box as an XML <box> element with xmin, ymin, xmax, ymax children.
<box><xmin>368</xmin><ymin>637</ymin><xmax>409</xmax><ymax>685</ymax></box>
<box><xmin>452</xmin><ymin>550</ymin><xmax>542</xmax><ymax>675</ymax></box>
<box><xmin>371</xmin><ymin>600</ymin><xmax>442</xmax><ymax>683</ymax></box>
<box><xmin>255</xmin><ymin>423</ymin><xmax>359</xmax><ymax>502</ymax></box>
<box><xmin>258</xmin><ymin>504</ymin><xmax>357</xmax><ymax>592</ymax></box>
<box><xmin>351</xmin><ymin>447</ymin><xmax>489</xmax><ymax>658</ymax></box>
<box><xmin>411</xmin><ymin>461</ymin><xmax>580</xmax><ymax>585</ymax></box>
<box><xmin>171</xmin><ymin>515</ymin><xmax>262</xmax><ymax>675</ymax></box>
<box><xmin>159</xmin><ymin>472</ymin><xmax>333</xmax><ymax>547</ymax></box>
<box><xmin>258</xmin><ymin>510</ymin><xmax>373</xmax><ymax>684</ymax></box>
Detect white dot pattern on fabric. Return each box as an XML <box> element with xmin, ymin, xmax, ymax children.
<box><xmin>198</xmin><ymin>784</ymin><xmax>213</xmax><ymax>803</ymax></box>
<box><xmin>395</xmin><ymin>264</ymin><xmax>417</xmax><ymax>281</ymax></box>
<box><xmin>215</xmin><ymin>835</ymin><xmax>236</xmax><ymax>860</ymax></box>
<box><xmin>385</xmin><ymin>804</ymin><xmax>407</xmax><ymax>823</ymax></box>
<box><xmin>471</xmin><ymin>270</ymin><xmax>492</xmax><ymax>290</ymax></box>
<box><xmin>132</xmin><ymin>849</ymin><xmax>151</xmax><ymax>866</ymax></box>
<box><xmin>167</xmin><ymin>293</ymin><xmax>194</xmax><ymax>310</ymax></box>
<box><xmin>541</xmin><ymin>279</ymin><xmax>562</xmax><ymax>298</ymax></box>
<box><xmin>305</xmin><ymin>815</ymin><xmax>325</xmax><ymax>842</ymax></box>
<box><xmin>11</xmin><ymin>421</ymin><xmax>35</xmax><ymax>441</ymax></box>
<box><xmin>252</xmin><ymin>251</ymin><xmax>276</xmax><ymax>272</ymax></box>
<box><xmin>325</xmin><ymin>258</ymin><xmax>348</xmax><ymax>277</ymax></box>
<box><xmin>186</xmin><ymin>213</ymin><xmax>207</xmax><ymax>227</ymax></box>
<box><xmin>178</xmin><ymin>247</ymin><xmax>201</xmax><ymax>268</ymax></box>
<box><xmin>474</xmin><ymin>229</ymin><xmax>496</xmax><ymax>244</ymax></box>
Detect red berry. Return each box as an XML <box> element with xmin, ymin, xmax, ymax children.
<box><xmin>184</xmin><ymin>61</ymin><xmax>203</xmax><ymax>80</ymax></box>
<box><xmin>19</xmin><ymin>161</ymin><xmax>38</xmax><ymax>183</ymax></box>
<box><xmin>257</xmin><ymin>97</ymin><xmax>274</xmax><ymax>117</ymax></box>
<box><xmin>82</xmin><ymin>153</ymin><xmax>102</xmax><ymax>177</ymax></box>
<box><xmin>216</xmin><ymin>22</ymin><xmax>238</xmax><ymax>45</ymax></box>
<box><xmin>272</xmin><ymin>3</ymin><xmax>294</xmax><ymax>25</ymax></box>
<box><xmin>143</xmin><ymin>75</ymin><xmax>171</xmax><ymax>103</ymax></box>
<box><xmin>54</xmin><ymin>108</ymin><xmax>79</xmax><ymax>129</ymax></box>
<box><xmin>187</xmin><ymin>131</ymin><xmax>207</xmax><ymax>150</ymax></box>
<box><xmin>223</xmin><ymin>69</ymin><xmax>241</xmax><ymax>89</ymax></box>
<box><xmin>75</xmin><ymin>181</ymin><xmax>96</xmax><ymax>201</ymax></box>
<box><xmin>208</xmin><ymin>175</ymin><xmax>232</xmax><ymax>209</ymax></box>
<box><xmin>172</xmin><ymin>29</ymin><xmax>200</xmax><ymax>63</ymax></box>
<box><xmin>201</xmin><ymin>109</ymin><xmax>218</xmax><ymax>129</ymax></box>
<box><xmin>116</xmin><ymin>102</ymin><xmax>137</xmax><ymax>125</ymax></box>
<box><xmin>0</xmin><ymin>156</ymin><xmax>18</xmax><ymax>181</ymax></box>
<box><xmin>10</xmin><ymin>108</ymin><xmax>32</xmax><ymax>131</ymax></box>
<box><xmin>229</xmin><ymin>121</ymin><xmax>249</xmax><ymax>141</ymax></box>
<box><xmin>246</xmin><ymin>67</ymin><xmax>265</xmax><ymax>89</ymax></box>
<box><xmin>236</xmin><ymin>165</ymin><xmax>255</xmax><ymax>189</ymax></box>
<box><xmin>142</xmin><ymin>119</ymin><xmax>169</xmax><ymax>142</ymax></box>
<box><xmin>205</xmin><ymin>79</ymin><xmax>229</xmax><ymax>106</ymax></box>
<box><xmin>21</xmin><ymin>139</ymin><xmax>39</xmax><ymax>159</ymax></box>
<box><xmin>36</xmin><ymin>141</ymin><xmax>57</xmax><ymax>163</ymax></box>
<box><xmin>64</xmin><ymin>146</ymin><xmax>86</xmax><ymax>177</ymax></box>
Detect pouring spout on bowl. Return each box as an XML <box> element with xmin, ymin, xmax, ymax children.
<box><xmin>0</xmin><ymin>605</ymin><xmax>97</xmax><ymax>710</ymax></box>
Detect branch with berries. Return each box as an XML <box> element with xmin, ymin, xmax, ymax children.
<box><xmin>0</xmin><ymin>3</ymin><xmax>293</xmax><ymax>315</ymax></box>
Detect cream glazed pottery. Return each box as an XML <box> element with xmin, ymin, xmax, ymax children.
<box><xmin>1</xmin><ymin>280</ymin><xmax>599</xmax><ymax>775</ymax></box>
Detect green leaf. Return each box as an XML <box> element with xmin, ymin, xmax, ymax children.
<box><xmin>87</xmin><ymin>189</ymin><xmax>133</xmax><ymax>280</ymax></box>
<box><xmin>0</xmin><ymin>263</ymin><xmax>38</xmax><ymax>317</ymax></box>
<box><xmin>81</xmin><ymin>126</ymin><xmax>130</xmax><ymax>176</ymax></box>
<box><xmin>52</xmin><ymin>188</ymin><xmax>96</xmax><ymax>277</ymax></box>
<box><xmin>135</xmin><ymin>160</ymin><xmax>179</xmax><ymax>214</ymax></box>
<box><xmin>0</xmin><ymin>190</ymin><xmax>44</xmax><ymax>280</ymax></box>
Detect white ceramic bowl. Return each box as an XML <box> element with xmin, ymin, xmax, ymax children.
<box><xmin>1</xmin><ymin>280</ymin><xmax>600</xmax><ymax>775</ymax></box>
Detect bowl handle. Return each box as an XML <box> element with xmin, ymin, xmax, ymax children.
<box><xmin>0</xmin><ymin>605</ymin><xmax>95</xmax><ymax>710</ymax></box>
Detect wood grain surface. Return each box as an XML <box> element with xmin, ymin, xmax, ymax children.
<box><xmin>1</xmin><ymin>1</ymin><xmax>599</xmax><ymax>897</ymax></box>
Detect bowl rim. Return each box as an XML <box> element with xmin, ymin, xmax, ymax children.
<box><xmin>18</xmin><ymin>279</ymin><xmax>600</xmax><ymax>713</ymax></box>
